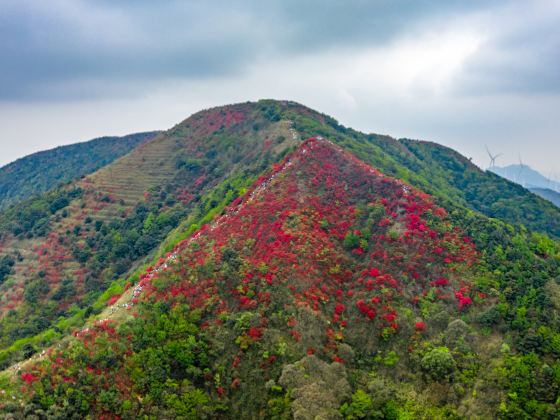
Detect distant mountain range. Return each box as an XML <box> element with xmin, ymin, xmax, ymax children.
<box><xmin>491</xmin><ymin>164</ymin><xmax>560</xmax><ymax>207</ymax></box>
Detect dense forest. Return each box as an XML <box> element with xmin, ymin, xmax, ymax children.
<box><xmin>0</xmin><ymin>101</ymin><xmax>558</xmax><ymax>419</ymax></box>
<box><xmin>0</xmin><ymin>132</ymin><xmax>159</xmax><ymax>211</ymax></box>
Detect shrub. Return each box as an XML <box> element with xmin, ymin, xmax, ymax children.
<box><xmin>0</xmin><ymin>255</ymin><xmax>15</xmax><ymax>283</ymax></box>
<box><xmin>340</xmin><ymin>389</ymin><xmax>374</xmax><ymax>419</ymax></box>
<box><xmin>421</xmin><ymin>347</ymin><xmax>456</xmax><ymax>381</ymax></box>
<box><xmin>343</xmin><ymin>232</ymin><xmax>360</xmax><ymax>250</ymax></box>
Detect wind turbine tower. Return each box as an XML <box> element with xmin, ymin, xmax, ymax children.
<box><xmin>517</xmin><ymin>155</ymin><xmax>526</xmax><ymax>187</ymax></box>
<box><xmin>485</xmin><ymin>146</ymin><xmax>502</xmax><ymax>170</ymax></box>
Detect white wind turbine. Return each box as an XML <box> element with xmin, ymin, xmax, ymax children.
<box><xmin>516</xmin><ymin>154</ymin><xmax>526</xmax><ymax>187</ymax></box>
<box><xmin>485</xmin><ymin>146</ymin><xmax>502</xmax><ymax>170</ymax></box>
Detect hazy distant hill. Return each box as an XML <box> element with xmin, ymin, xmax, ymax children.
<box><xmin>0</xmin><ymin>132</ymin><xmax>159</xmax><ymax>210</ymax></box>
<box><xmin>490</xmin><ymin>164</ymin><xmax>560</xmax><ymax>208</ymax></box>
<box><xmin>491</xmin><ymin>164</ymin><xmax>560</xmax><ymax>190</ymax></box>
<box><xmin>530</xmin><ymin>187</ymin><xmax>560</xmax><ymax>207</ymax></box>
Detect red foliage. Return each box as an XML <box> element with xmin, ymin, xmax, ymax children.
<box><xmin>194</xmin><ymin>175</ymin><xmax>206</xmax><ymax>187</ymax></box>
<box><xmin>415</xmin><ymin>321</ymin><xmax>426</xmax><ymax>331</ymax></box>
<box><xmin>106</xmin><ymin>294</ymin><xmax>121</xmax><ymax>306</ymax></box>
<box><xmin>248</xmin><ymin>327</ymin><xmax>263</xmax><ymax>341</ymax></box>
<box><xmin>382</xmin><ymin>313</ymin><xmax>397</xmax><ymax>323</ymax></box>
<box><xmin>290</xmin><ymin>330</ymin><xmax>301</xmax><ymax>342</ymax></box>
<box><xmin>15</xmin><ymin>134</ymin><xmax>487</xmax><ymax>416</ymax></box>
<box><xmin>126</xmin><ymin>137</ymin><xmax>481</xmax><ymax>374</ymax></box>
<box><xmin>334</xmin><ymin>303</ymin><xmax>346</xmax><ymax>315</ymax></box>
<box><xmin>21</xmin><ymin>372</ymin><xmax>38</xmax><ymax>384</ymax></box>
<box><xmin>431</xmin><ymin>277</ymin><xmax>448</xmax><ymax>287</ymax></box>
<box><xmin>455</xmin><ymin>291</ymin><xmax>473</xmax><ymax>310</ymax></box>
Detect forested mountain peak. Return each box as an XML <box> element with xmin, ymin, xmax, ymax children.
<box><xmin>8</xmin><ymin>136</ymin><xmax>487</xmax><ymax>417</ymax></box>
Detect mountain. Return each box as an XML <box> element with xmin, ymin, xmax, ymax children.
<box><xmin>394</xmin><ymin>141</ymin><xmax>560</xmax><ymax>237</ymax></box>
<box><xmin>491</xmin><ymin>164</ymin><xmax>560</xmax><ymax>191</ymax></box>
<box><xmin>0</xmin><ymin>100</ymin><xmax>559</xmax><ymax>418</ymax></box>
<box><xmin>0</xmin><ymin>102</ymin><xmax>302</xmax><ymax>369</ymax></box>
<box><xmin>275</xmin><ymin>109</ymin><xmax>560</xmax><ymax>239</ymax></box>
<box><xmin>490</xmin><ymin>164</ymin><xmax>560</xmax><ymax>208</ymax></box>
<box><xmin>530</xmin><ymin>187</ymin><xmax>560</xmax><ymax>207</ymax></box>
<box><xmin>0</xmin><ymin>132</ymin><xmax>160</xmax><ymax>211</ymax></box>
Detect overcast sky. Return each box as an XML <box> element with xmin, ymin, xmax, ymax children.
<box><xmin>1</xmin><ymin>0</ymin><xmax>559</xmax><ymax>178</ymax></box>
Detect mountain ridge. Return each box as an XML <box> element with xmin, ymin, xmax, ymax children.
<box><xmin>0</xmin><ymin>99</ymin><xmax>557</xmax><ymax>356</ymax></box>
<box><xmin>489</xmin><ymin>164</ymin><xmax>560</xmax><ymax>208</ymax></box>
<box><xmin>0</xmin><ymin>101</ymin><xmax>301</xmax><ymax>369</ymax></box>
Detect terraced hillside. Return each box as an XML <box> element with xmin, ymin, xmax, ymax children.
<box><xmin>0</xmin><ymin>132</ymin><xmax>159</xmax><ymax>211</ymax></box>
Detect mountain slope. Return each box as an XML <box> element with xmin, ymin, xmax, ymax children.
<box><xmin>275</xmin><ymin>105</ymin><xmax>560</xmax><ymax>238</ymax></box>
<box><xmin>395</xmin><ymin>139</ymin><xmax>560</xmax><ymax>237</ymax></box>
<box><xmin>530</xmin><ymin>187</ymin><xmax>560</xmax><ymax>207</ymax></box>
<box><xmin>6</xmin><ymin>136</ymin><xmax>559</xmax><ymax>419</ymax></box>
<box><xmin>7</xmin><ymin>138</ymin><xmax>486</xmax><ymax>417</ymax></box>
<box><xmin>0</xmin><ymin>99</ymin><xmax>557</xmax><ymax>367</ymax></box>
<box><xmin>0</xmin><ymin>132</ymin><xmax>159</xmax><ymax>211</ymax></box>
<box><xmin>489</xmin><ymin>164</ymin><xmax>560</xmax><ymax>208</ymax></box>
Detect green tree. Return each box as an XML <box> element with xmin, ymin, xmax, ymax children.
<box><xmin>340</xmin><ymin>389</ymin><xmax>375</xmax><ymax>419</ymax></box>
<box><xmin>421</xmin><ymin>347</ymin><xmax>456</xmax><ymax>381</ymax></box>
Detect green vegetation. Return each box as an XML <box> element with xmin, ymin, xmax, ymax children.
<box><xmin>0</xmin><ymin>255</ymin><xmax>15</xmax><ymax>284</ymax></box>
<box><xmin>0</xmin><ymin>102</ymin><xmax>298</xmax><ymax>368</ymax></box>
<box><xmin>279</xmin><ymin>101</ymin><xmax>560</xmax><ymax>239</ymax></box>
<box><xmin>0</xmin><ymin>187</ymin><xmax>83</xmax><ymax>238</ymax></box>
<box><xmin>0</xmin><ymin>132</ymin><xmax>158</xmax><ymax>211</ymax></box>
<box><xmin>421</xmin><ymin>347</ymin><xmax>456</xmax><ymax>381</ymax></box>
<box><xmin>401</xmin><ymin>140</ymin><xmax>560</xmax><ymax>238</ymax></box>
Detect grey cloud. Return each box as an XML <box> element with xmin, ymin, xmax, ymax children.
<box><xmin>453</xmin><ymin>1</ymin><xmax>560</xmax><ymax>94</ymax></box>
<box><xmin>0</xmin><ymin>0</ymin><xmax>508</xmax><ymax>100</ymax></box>
<box><xmin>0</xmin><ymin>0</ymin><xmax>261</xmax><ymax>99</ymax></box>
